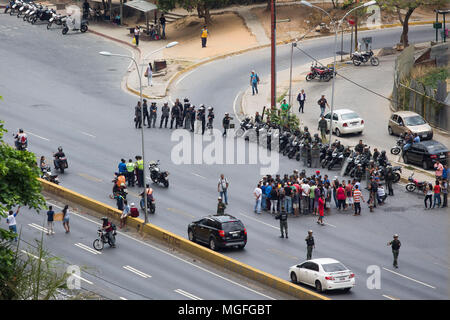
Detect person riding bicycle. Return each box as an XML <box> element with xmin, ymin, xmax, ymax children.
<box><xmin>101</xmin><ymin>217</ymin><xmax>116</xmax><ymax>248</ymax></box>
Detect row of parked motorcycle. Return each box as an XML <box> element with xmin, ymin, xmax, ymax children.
<box><xmin>235</xmin><ymin>117</ymin><xmax>401</xmax><ymax>183</ymax></box>
<box><xmin>4</xmin><ymin>0</ymin><xmax>88</xmax><ymax>34</ymax></box>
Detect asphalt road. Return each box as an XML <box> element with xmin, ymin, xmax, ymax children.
<box><xmin>0</xmin><ymin>14</ymin><xmax>448</xmax><ymax>300</ymax></box>
<box><xmin>0</xmin><ymin>202</ymin><xmax>284</xmax><ymax>300</ymax></box>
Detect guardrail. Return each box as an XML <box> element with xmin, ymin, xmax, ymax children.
<box><xmin>38</xmin><ymin>178</ymin><xmax>328</xmax><ymax>300</ymax></box>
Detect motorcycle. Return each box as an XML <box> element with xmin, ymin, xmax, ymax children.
<box><xmin>14</xmin><ymin>135</ymin><xmax>27</xmax><ymax>151</ymax></box>
<box><xmin>93</xmin><ymin>228</ymin><xmax>116</xmax><ymax>251</ymax></box>
<box><xmin>235</xmin><ymin>117</ymin><xmax>253</xmax><ymax>138</ymax></box>
<box><xmin>41</xmin><ymin>167</ymin><xmax>59</xmax><ymax>184</ymax></box>
<box><xmin>351</xmin><ymin>50</ymin><xmax>379</xmax><ymax>66</ymax></box>
<box><xmin>405</xmin><ymin>173</ymin><xmax>427</xmax><ymax>193</ymax></box>
<box><xmin>328</xmin><ymin>150</ymin><xmax>345</xmax><ymax>170</ymax></box>
<box><xmin>390</xmin><ymin>137</ymin><xmax>404</xmax><ymax>155</ymax></box>
<box><xmin>149</xmin><ymin>160</ymin><xmax>169</xmax><ymax>188</ymax></box>
<box><xmin>4</xmin><ymin>0</ymin><xmax>17</xmax><ymax>14</ymax></box>
<box><xmin>140</xmin><ymin>196</ymin><xmax>156</xmax><ymax>214</ymax></box>
<box><xmin>47</xmin><ymin>12</ymin><xmax>67</xmax><ymax>29</ymax></box>
<box><xmin>62</xmin><ymin>16</ymin><xmax>88</xmax><ymax>34</ymax></box>
<box><xmin>9</xmin><ymin>0</ymin><xmax>24</xmax><ymax>16</ymax></box>
<box><xmin>53</xmin><ymin>155</ymin><xmax>68</xmax><ymax>174</ymax></box>
<box><xmin>306</xmin><ymin>63</ymin><xmax>334</xmax><ymax>82</ymax></box>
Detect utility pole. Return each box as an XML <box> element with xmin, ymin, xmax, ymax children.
<box><xmin>354</xmin><ymin>0</ymin><xmax>359</xmax><ymax>51</ymax></box>
<box><xmin>271</xmin><ymin>0</ymin><xmax>276</xmax><ymax>109</ymax></box>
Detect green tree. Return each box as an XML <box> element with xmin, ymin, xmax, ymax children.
<box><xmin>376</xmin><ymin>0</ymin><xmax>447</xmax><ymax>47</ymax></box>
<box><xmin>0</xmin><ymin>120</ymin><xmax>46</xmax><ymax>220</ymax></box>
<box><xmin>157</xmin><ymin>0</ymin><xmax>229</xmax><ymax>25</ymax></box>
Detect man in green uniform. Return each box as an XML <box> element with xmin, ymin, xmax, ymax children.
<box><xmin>305</xmin><ymin>230</ymin><xmax>315</xmax><ymax>260</ymax></box>
<box><xmin>387</xmin><ymin>234</ymin><xmax>401</xmax><ymax>268</ymax></box>
<box><xmin>275</xmin><ymin>210</ymin><xmax>288</xmax><ymax>238</ymax></box>
<box><xmin>318</xmin><ymin>116</ymin><xmax>328</xmax><ymax>142</ymax></box>
<box><xmin>216</xmin><ymin>197</ymin><xmax>226</xmax><ymax>215</ymax></box>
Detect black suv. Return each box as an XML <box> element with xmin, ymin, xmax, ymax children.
<box><xmin>403</xmin><ymin>140</ymin><xmax>449</xmax><ymax>170</ymax></box>
<box><xmin>188</xmin><ymin>215</ymin><xmax>247</xmax><ymax>251</ymax></box>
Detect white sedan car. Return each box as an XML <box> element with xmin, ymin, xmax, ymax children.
<box><xmin>321</xmin><ymin>109</ymin><xmax>364</xmax><ymax>137</ymax></box>
<box><xmin>289</xmin><ymin>258</ymin><xmax>355</xmax><ymax>293</ymax></box>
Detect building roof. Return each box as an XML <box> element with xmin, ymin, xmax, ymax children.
<box><xmin>124</xmin><ymin>0</ymin><xmax>157</xmax><ymax>13</ymax></box>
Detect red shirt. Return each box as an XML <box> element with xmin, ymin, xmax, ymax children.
<box><xmin>337</xmin><ymin>187</ymin><xmax>346</xmax><ymax>200</ymax></box>
<box><xmin>318</xmin><ymin>197</ymin><xmax>324</xmax><ymax>216</ymax></box>
<box><xmin>434</xmin><ymin>185</ymin><xmax>441</xmax><ymax>194</ymax></box>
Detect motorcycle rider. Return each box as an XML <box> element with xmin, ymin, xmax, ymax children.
<box><xmin>207</xmin><ymin>107</ymin><xmax>215</xmax><ymax>135</ymax></box>
<box><xmin>378</xmin><ymin>150</ymin><xmax>388</xmax><ymax>167</ymax></box>
<box><xmin>149</xmin><ymin>102</ymin><xmax>157</xmax><ymax>128</ymax></box>
<box><xmin>355</xmin><ymin>140</ymin><xmax>365</xmax><ymax>154</ymax></box>
<box><xmin>14</xmin><ymin>129</ymin><xmax>27</xmax><ymax>150</ymax></box>
<box><xmin>53</xmin><ymin>147</ymin><xmax>66</xmax><ymax>170</ymax></box>
<box><xmin>39</xmin><ymin>156</ymin><xmax>50</xmax><ymax>174</ymax></box>
<box><xmin>160</xmin><ymin>102</ymin><xmax>170</xmax><ymax>128</ymax></box>
<box><xmin>139</xmin><ymin>184</ymin><xmax>155</xmax><ymax>212</ymax></box>
<box><xmin>100</xmin><ymin>217</ymin><xmax>116</xmax><ymax>248</ymax></box>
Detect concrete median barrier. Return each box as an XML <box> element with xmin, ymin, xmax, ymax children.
<box><xmin>38</xmin><ymin>178</ymin><xmax>328</xmax><ymax>300</ymax></box>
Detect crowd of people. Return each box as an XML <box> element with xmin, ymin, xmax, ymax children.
<box><xmin>253</xmin><ymin>167</ymin><xmax>393</xmax><ymax>223</ymax></box>
<box><xmin>133</xmin><ymin>98</ymin><xmax>233</xmax><ymax>137</ymax></box>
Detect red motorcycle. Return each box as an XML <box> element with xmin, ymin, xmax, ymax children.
<box><xmin>405</xmin><ymin>172</ymin><xmax>427</xmax><ymax>192</ymax></box>
<box><xmin>306</xmin><ymin>63</ymin><xmax>334</xmax><ymax>82</ymax></box>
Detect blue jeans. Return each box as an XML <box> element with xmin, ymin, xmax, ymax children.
<box><xmin>9</xmin><ymin>225</ymin><xmax>17</xmax><ymax>241</ymax></box>
<box><xmin>251</xmin><ymin>82</ymin><xmax>258</xmax><ymax>95</ymax></box>
<box><xmin>254</xmin><ymin>198</ymin><xmax>262</xmax><ymax>213</ymax></box>
<box><xmin>220</xmin><ymin>190</ymin><xmax>228</xmax><ymax>204</ymax></box>
<box><xmin>261</xmin><ymin>193</ymin><xmax>267</xmax><ymax>210</ymax></box>
<box><xmin>433</xmin><ymin>194</ymin><xmax>441</xmax><ymax>208</ymax></box>
<box><xmin>284</xmin><ymin>197</ymin><xmax>292</xmax><ymax>214</ymax></box>
<box><xmin>320</xmin><ymin>106</ymin><xmax>325</xmax><ymax>117</ymax></box>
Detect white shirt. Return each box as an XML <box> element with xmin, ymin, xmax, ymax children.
<box><xmin>377</xmin><ymin>187</ymin><xmax>385</xmax><ymax>197</ymax></box>
<box><xmin>219</xmin><ymin>178</ymin><xmax>228</xmax><ymax>191</ymax></box>
<box><xmin>302</xmin><ymin>184</ymin><xmax>310</xmax><ymax>197</ymax></box>
<box><xmin>7</xmin><ymin>213</ymin><xmax>17</xmax><ymax>226</ymax></box>
<box><xmin>254</xmin><ymin>187</ymin><xmax>262</xmax><ymax>199</ymax></box>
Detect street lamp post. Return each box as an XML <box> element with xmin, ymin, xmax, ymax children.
<box><xmin>99</xmin><ymin>41</ymin><xmax>178</xmax><ymax>224</ymax></box>
<box><xmin>299</xmin><ymin>1</ymin><xmax>376</xmax><ymax>144</ymax></box>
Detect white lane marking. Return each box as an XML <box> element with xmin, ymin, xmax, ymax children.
<box><xmin>80</xmin><ymin>131</ymin><xmax>96</xmax><ymax>138</ymax></box>
<box><xmin>323</xmin><ymin>222</ymin><xmax>337</xmax><ymax>228</ymax></box>
<box><xmin>119</xmin><ymin>296</ymin><xmax>128</xmax><ymax>300</ymax></box>
<box><xmin>382</xmin><ymin>294</ymin><xmax>399</xmax><ymax>300</ymax></box>
<box><xmin>233</xmin><ymin>91</ymin><xmax>242</xmax><ymax>121</ymax></box>
<box><xmin>74</xmin><ymin>242</ymin><xmax>102</xmax><ymax>255</ymax></box>
<box><xmin>240</xmin><ymin>212</ymin><xmax>279</xmax><ymax>230</ymax></box>
<box><xmin>174</xmin><ymin>289</ymin><xmax>202</xmax><ymax>300</ymax></box>
<box><xmin>382</xmin><ymin>267</ymin><xmax>436</xmax><ymax>289</ymax></box>
<box><xmin>25</xmin><ymin>131</ymin><xmax>50</xmax><ymax>141</ymax></box>
<box><xmin>123</xmin><ymin>265</ymin><xmax>151</xmax><ymax>279</ymax></box>
<box><xmin>175</xmin><ymin>69</ymin><xmax>195</xmax><ymax>87</ymax></box>
<box><xmin>70</xmin><ymin>273</ymin><xmax>94</xmax><ymax>285</ymax></box>
<box><xmin>28</xmin><ymin>223</ymin><xmax>49</xmax><ymax>233</ymax></box>
<box><xmin>191</xmin><ymin>172</ymin><xmax>207</xmax><ymax>179</ymax></box>
<box><xmin>46</xmin><ymin>202</ymin><xmax>276</xmax><ymax>300</ymax></box>
<box><xmin>21</xmin><ymin>250</ymin><xmax>45</xmax><ymax>262</ymax></box>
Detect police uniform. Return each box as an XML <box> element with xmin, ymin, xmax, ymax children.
<box><xmin>388</xmin><ymin>235</ymin><xmax>401</xmax><ymax>268</ymax></box>
<box><xmin>217</xmin><ymin>199</ymin><xmax>226</xmax><ymax>215</ymax></box>
<box><xmin>149</xmin><ymin>103</ymin><xmax>157</xmax><ymax>128</ymax></box>
<box><xmin>305</xmin><ymin>233</ymin><xmax>315</xmax><ymax>260</ymax></box>
<box><xmin>276</xmin><ymin>211</ymin><xmax>288</xmax><ymax>238</ymax></box>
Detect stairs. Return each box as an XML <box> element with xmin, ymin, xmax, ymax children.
<box><xmin>163</xmin><ymin>11</ymin><xmax>186</xmax><ymax>24</ymax></box>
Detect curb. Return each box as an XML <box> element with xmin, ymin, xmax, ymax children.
<box><xmin>89</xmin><ymin>19</ymin><xmax>435</xmax><ymax>100</ymax></box>
<box><xmin>38</xmin><ymin>178</ymin><xmax>328</xmax><ymax>300</ymax></box>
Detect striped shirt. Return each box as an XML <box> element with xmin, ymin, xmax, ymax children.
<box><xmin>353</xmin><ymin>189</ymin><xmax>362</xmax><ymax>203</ymax></box>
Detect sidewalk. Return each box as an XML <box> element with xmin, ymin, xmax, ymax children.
<box><xmin>240</xmin><ymin>50</ymin><xmax>442</xmax><ymax>185</ymax></box>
